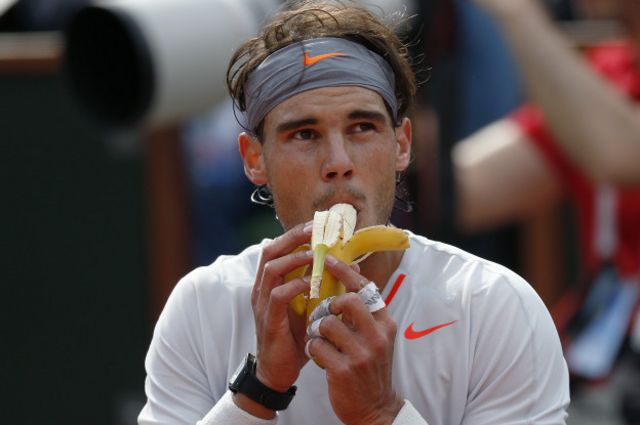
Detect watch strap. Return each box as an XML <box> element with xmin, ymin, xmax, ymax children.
<box><xmin>229</xmin><ymin>353</ymin><xmax>297</xmax><ymax>411</ymax></box>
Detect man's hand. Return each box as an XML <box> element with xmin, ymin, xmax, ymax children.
<box><xmin>251</xmin><ymin>221</ymin><xmax>314</xmax><ymax>393</ymax></box>
<box><xmin>306</xmin><ymin>256</ymin><xmax>404</xmax><ymax>425</ymax></box>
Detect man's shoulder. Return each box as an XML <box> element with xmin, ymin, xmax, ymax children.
<box><xmin>404</xmin><ymin>232</ymin><xmax>552</xmax><ymax>342</ymax></box>
<box><xmin>174</xmin><ymin>241</ymin><xmax>267</xmax><ymax>298</ymax></box>
<box><xmin>405</xmin><ymin>232</ymin><xmax>536</xmax><ymax>299</ymax></box>
<box><xmin>406</xmin><ymin>231</ymin><xmax>521</xmax><ymax>277</ymax></box>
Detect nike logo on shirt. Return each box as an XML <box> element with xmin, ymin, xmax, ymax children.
<box><xmin>404</xmin><ymin>320</ymin><xmax>457</xmax><ymax>340</ymax></box>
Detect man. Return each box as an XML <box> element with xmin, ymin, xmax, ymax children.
<box><xmin>138</xmin><ymin>1</ymin><xmax>569</xmax><ymax>424</ymax></box>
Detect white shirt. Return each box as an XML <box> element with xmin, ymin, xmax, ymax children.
<box><xmin>138</xmin><ymin>231</ymin><xmax>570</xmax><ymax>425</ymax></box>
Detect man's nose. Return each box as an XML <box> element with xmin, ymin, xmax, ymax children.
<box><xmin>321</xmin><ymin>135</ymin><xmax>354</xmax><ymax>181</ymax></box>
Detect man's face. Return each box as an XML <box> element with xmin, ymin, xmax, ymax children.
<box><xmin>240</xmin><ymin>86</ymin><xmax>411</xmax><ymax>231</ymax></box>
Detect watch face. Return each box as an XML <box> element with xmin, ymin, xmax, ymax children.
<box><xmin>230</xmin><ymin>356</ymin><xmax>246</xmax><ymax>384</ymax></box>
<box><xmin>229</xmin><ymin>353</ymin><xmax>254</xmax><ymax>391</ymax></box>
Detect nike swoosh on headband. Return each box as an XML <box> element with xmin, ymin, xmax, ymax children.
<box><xmin>303</xmin><ymin>51</ymin><xmax>346</xmax><ymax>67</ymax></box>
<box><xmin>244</xmin><ymin>37</ymin><xmax>397</xmax><ymax>131</ymax></box>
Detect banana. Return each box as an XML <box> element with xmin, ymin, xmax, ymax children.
<box><xmin>286</xmin><ymin>203</ymin><xmax>410</xmax><ymax>321</ymax></box>
<box><xmin>309</xmin><ymin>204</ymin><xmax>357</xmax><ymax>299</ymax></box>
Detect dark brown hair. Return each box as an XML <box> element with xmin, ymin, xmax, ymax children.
<box><xmin>226</xmin><ymin>0</ymin><xmax>416</xmax><ymax>134</ymax></box>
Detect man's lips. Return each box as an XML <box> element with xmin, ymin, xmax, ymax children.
<box><xmin>315</xmin><ymin>198</ymin><xmax>363</xmax><ymax>213</ymax></box>
<box><xmin>313</xmin><ymin>186</ymin><xmax>366</xmax><ymax>211</ymax></box>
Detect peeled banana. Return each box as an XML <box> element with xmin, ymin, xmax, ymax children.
<box><xmin>287</xmin><ymin>203</ymin><xmax>410</xmax><ymax>321</ymax></box>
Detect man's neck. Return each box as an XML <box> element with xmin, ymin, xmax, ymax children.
<box><xmin>357</xmin><ymin>250</ymin><xmax>405</xmax><ymax>293</ymax></box>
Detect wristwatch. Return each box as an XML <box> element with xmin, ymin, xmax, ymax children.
<box><xmin>228</xmin><ymin>353</ymin><xmax>297</xmax><ymax>411</ymax></box>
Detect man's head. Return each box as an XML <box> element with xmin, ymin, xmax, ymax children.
<box><xmin>226</xmin><ymin>0</ymin><xmax>415</xmax><ymax>230</ymax></box>
<box><xmin>227</xmin><ymin>0</ymin><xmax>416</xmax><ymax>137</ymax></box>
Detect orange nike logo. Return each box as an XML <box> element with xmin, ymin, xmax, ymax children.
<box><xmin>404</xmin><ymin>320</ymin><xmax>457</xmax><ymax>340</ymax></box>
<box><xmin>303</xmin><ymin>51</ymin><xmax>346</xmax><ymax>67</ymax></box>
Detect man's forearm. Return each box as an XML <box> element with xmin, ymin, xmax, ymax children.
<box><xmin>484</xmin><ymin>0</ymin><xmax>640</xmax><ymax>184</ymax></box>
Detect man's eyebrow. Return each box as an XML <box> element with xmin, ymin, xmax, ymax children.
<box><xmin>276</xmin><ymin>118</ymin><xmax>318</xmax><ymax>133</ymax></box>
<box><xmin>348</xmin><ymin>109</ymin><xmax>388</xmax><ymax>123</ymax></box>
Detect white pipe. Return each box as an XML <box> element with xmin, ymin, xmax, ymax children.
<box><xmin>65</xmin><ymin>0</ymin><xmax>416</xmax><ymax>129</ymax></box>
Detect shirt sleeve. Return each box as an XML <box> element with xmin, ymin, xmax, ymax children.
<box><xmin>391</xmin><ymin>400</ymin><xmax>429</xmax><ymax>425</ymax></box>
<box><xmin>138</xmin><ymin>277</ymin><xmax>222</xmax><ymax>425</ymax></box>
<box><xmin>197</xmin><ymin>391</ymin><xmax>279</xmax><ymax>425</ymax></box>
<box><xmin>462</xmin><ymin>273</ymin><xmax>570</xmax><ymax>425</ymax></box>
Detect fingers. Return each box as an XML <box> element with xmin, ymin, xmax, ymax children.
<box><xmin>349</xmin><ymin>262</ymin><xmax>360</xmax><ymax>274</ymax></box>
<box><xmin>324</xmin><ymin>292</ymin><xmax>379</xmax><ymax>338</ymax></box>
<box><xmin>305</xmin><ymin>305</ymin><xmax>396</xmax><ymax>368</ymax></box>
<box><xmin>252</xmin><ymin>221</ymin><xmax>312</xmax><ymax>307</ymax></box>
<box><xmin>305</xmin><ymin>334</ymin><xmax>345</xmax><ymax>366</ymax></box>
<box><xmin>254</xmin><ymin>221</ymin><xmax>312</xmax><ymax>285</ymax></box>
<box><xmin>255</xmin><ymin>248</ymin><xmax>313</xmax><ymax>309</ymax></box>
<box><xmin>308</xmin><ymin>280</ymin><xmax>386</xmax><ymax>327</ymax></box>
<box><xmin>323</xmin><ymin>255</ymin><xmax>370</xmax><ymax>292</ymax></box>
<box><xmin>323</xmin><ymin>255</ymin><xmax>391</xmax><ymax>323</ymax></box>
<box><xmin>266</xmin><ymin>276</ymin><xmax>310</xmax><ymax>326</ymax></box>
<box><xmin>306</xmin><ymin>292</ymin><xmax>396</xmax><ymax>357</ymax></box>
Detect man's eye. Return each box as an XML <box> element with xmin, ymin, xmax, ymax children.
<box><xmin>355</xmin><ymin>123</ymin><xmax>375</xmax><ymax>132</ymax></box>
<box><xmin>293</xmin><ymin>129</ymin><xmax>316</xmax><ymax>140</ymax></box>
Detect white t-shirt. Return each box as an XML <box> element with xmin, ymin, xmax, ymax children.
<box><xmin>138</xmin><ymin>231</ymin><xmax>570</xmax><ymax>425</ymax></box>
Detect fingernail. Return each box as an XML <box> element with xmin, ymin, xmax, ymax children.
<box><xmin>325</xmin><ymin>255</ymin><xmax>337</xmax><ymax>265</ymax></box>
<box><xmin>303</xmin><ymin>221</ymin><xmax>313</xmax><ymax>234</ymax></box>
<box><xmin>302</xmin><ymin>275</ymin><xmax>311</xmax><ymax>283</ymax></box>
<box><xmin>304</xmin><ymin>339</ymin><xmax>314</xmax><ymax>359</ymax></box>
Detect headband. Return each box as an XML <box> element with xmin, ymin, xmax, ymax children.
<box><xmin>244</xmin><ymin>37</ymin><xmax>397</xmax><ymax>131</ymax></box>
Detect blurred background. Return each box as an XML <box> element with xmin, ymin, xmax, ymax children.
<box><xmin>1</xmin><ymin>0</ymin><xmax>639</xmax><ymax>423</ymax></box>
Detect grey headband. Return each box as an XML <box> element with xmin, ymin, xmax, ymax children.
<box><xmin>244</xmin><ymin>37</ymin><xmax>397</xmax><ymax>131</ymax></box>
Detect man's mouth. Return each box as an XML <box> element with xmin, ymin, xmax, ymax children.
<box><xmin>317</xmin><ymin>200</ymin><xmax>361</xmax><ymax>215</ymax></box>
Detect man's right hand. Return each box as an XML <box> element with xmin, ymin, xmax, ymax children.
<box><xmin>251</xmin><ymin>221</ymin><xmax>314</xmax><ymax>393</ymax></box>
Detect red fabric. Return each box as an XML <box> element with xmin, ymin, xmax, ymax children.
<box><xmin>510</xmin><ymin>41</ymin><xmax>640</xmax><ymax>279</ymax></box>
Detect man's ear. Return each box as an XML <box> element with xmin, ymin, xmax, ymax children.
<box><xmin>395</xmin><ymin>117</ymin><xmax>412</xmax><ymax>172</ymax></box>
<box><xmin>238</xmin><ymin>132</ymin><xmax>268</xmax><ymax>185</ymax></box>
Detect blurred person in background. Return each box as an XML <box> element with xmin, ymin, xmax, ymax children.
<box><xmin>450</xmin><ymin>0</ymin><xmax>640</xmax><ymax>422</ymax></box>
<box><xmin>138</xmin><ymin>1</ymin><xmax>569</xmax><ymax>424</ymax></box>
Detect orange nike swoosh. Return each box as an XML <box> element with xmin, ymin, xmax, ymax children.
<box><xmin>303</xmin><ymin>51</ymin><xmax>346</xmax><ymax>67</ymax></box>
<box><xmin>404</xmin><ymin>320</ymin><xmax>457</xmax><ymax>340</ymax></box>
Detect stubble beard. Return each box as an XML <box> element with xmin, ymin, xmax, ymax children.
<box><xmin>270</xmin><ymin>174</ymin><xmax>397</xmax><ymax>232</ymax></box>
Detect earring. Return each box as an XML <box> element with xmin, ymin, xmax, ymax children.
<box><xmin>394</xmin><ymin>172</ymin><xmax>413</xmax><ymax>213</ymax></box>
<box><xmin>250</xmin><ymin>185</ymin><xmax>274</xmax><ymax>207</ymax></box>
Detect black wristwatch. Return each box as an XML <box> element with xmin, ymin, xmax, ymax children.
<box><xmin>228</xmin><ymin>353</ymin><xmax>297</xmax><ymax>411</ymax></box>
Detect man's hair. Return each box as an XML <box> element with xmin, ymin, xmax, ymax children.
<box><xmin>226</xmin><ymin>0</ymin><xmax>416</xmax><ymax>135</ymax></box>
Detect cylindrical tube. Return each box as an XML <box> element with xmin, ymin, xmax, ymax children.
<box><xmin>64</xmin><ymin>0</ymin><xmax>279</xmax><ymax>128</ymax></box>
<box><xmin>63</xmin><ymin>0</ymin><xmax>415</xmax><ymax>129</ymax></box>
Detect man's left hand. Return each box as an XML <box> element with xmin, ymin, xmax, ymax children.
<box><xmin>306</xmin><ymin>257</ymin><xmax>404</xmax><ymax>425</ymax></box>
